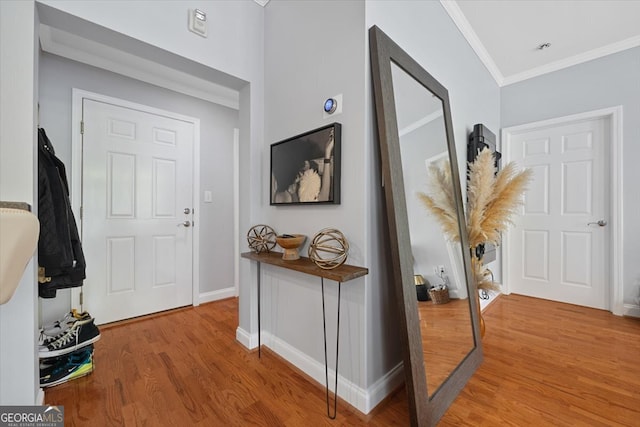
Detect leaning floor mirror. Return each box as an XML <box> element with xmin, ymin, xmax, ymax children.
<box><xmin>369</xmin><ymin>26</ymin><xmax>483</xmax><ymax>425</ymax></box>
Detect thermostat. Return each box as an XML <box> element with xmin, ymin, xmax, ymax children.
<box><xmin>322</xmin><ymin>94</ymin><xmax>343</xmax><ymax>118</ymax></box>
<box><xmin>324</xmin><ymin>98</ymin><xmax>337</xmax><ymax>114</ymax></box>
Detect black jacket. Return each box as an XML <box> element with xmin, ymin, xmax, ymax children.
<box><xmin>38</xmin><ymin>128</ymin><xmax>86</xmax><ymax>298</ymax></box>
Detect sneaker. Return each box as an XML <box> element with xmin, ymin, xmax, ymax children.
<box><xmin>39</xmin><ymin>310</ymin><xmax>92</xmax><ymax>345</ymax></box>
<box><xmin>40</xmin><ymin>345</ymin><xmax>94</xmax><ymax>387</ymax></box>
<box><xmin>39</xmin><ymin>318</ymin><xmax>101</xmax><ymax>359</ymax></box>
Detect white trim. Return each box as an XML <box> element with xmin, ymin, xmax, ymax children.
<box><xmin>40</xmin><ymin>24</ymin><xmax>239</xmax><ymax>110</ymax></box>
<box><xmin>260</xmin><ymin>332</ymin><xmax>403</xmax><ymax>414</ymax></box>
<box><xmin>399</xmin><ymin>110</ymin><xmax>443</xmax><ymax>137</ymax></box>
<box><xmin>623</xmin><ymin>304</ymin><xmax>640</xmax><ymax>318</ymax></box>
<box><xmin>441</xmin><ymin>2</ymin><xmax>640</xmax><ymax>87</ymax></box>
<box><xmin>253</xmin><ymin>0</ymin><xmax>270</xmax><ymax>6</ymax></box>
<box><xmin>501</xmin><ymin>106</ymin><xmax>624</xmax><ymax>315</ymax></box>
<box><xmin>439</xmin><ymin>0</ymin><xmax>504</xmax><ymax>86</ymax></box>
<box><xmin>70</xmin><ymin>89</ymin><xmax>202</xmax><ymax>312</ymax></box>
<box><xmin>233</xmin><ymin>129</ymin><xmax>240</xmax><ymax>297</ymax></box>
<box><xmin>199</xmin><ymin>287</ymin><xmax>236</xmax><ymax>305</ymax></box>
<box><xmin>36</xmin><ymin>389</ymin><xmax>45</xmax><ymax>406</ymax></box>
<box><xmin>192</xmin><ymin>119</ymin><xmax>201</xmax><ymax>307</ymax></box>
<box><xmin>235</xmin><ymin>326</ymin><xmax>258</xmax><ymax>350</ymax></box>
<box><xmin>502</xmin><ymin>35</ymin><xmax>640</xmax><ymax>87</ymax></box>
<box><xmin>365</xmin><ymin>362</ymin><xmax>405</xmax><ymax>413</ymax></box>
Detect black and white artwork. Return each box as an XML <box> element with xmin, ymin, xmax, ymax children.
<box><xmin>270</xmin><ymin>123</ymin><xmax>341</xmax><ymax>205</ymax></box>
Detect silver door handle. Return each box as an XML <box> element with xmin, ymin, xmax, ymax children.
<box><xmin>178</xmin><ymin>221</ymin><xmax>191</xmax><ymax>227</ymax></box>
<box><xmin>587</xmin><ymin>220</ymin><xmax>607</xmax><ymax>227</ymax></box>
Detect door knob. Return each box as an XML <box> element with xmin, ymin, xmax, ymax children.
<box><xmin>184</xmin><ymin>208</ymin><xmax>191</xmax><ymax>214</ymax></box>
<box><xmin>587</xmin><ymin>220</ymin><xmax>607</xmax><ymax>227</ymax></box>
<box><xmin>178</xmin><ymin>221</ymin><xmax>191</xmax><ymax>227</ymax></box>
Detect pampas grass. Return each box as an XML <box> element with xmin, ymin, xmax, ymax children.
<box><xmin>418</xmin><ymin>148</ymin><xmax>532</xmax><ymax>290</ymax></box>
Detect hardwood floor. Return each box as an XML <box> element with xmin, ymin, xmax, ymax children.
<box><xmin>45</xmin><ymin>295</ymin><xmax>640</xmax><ymax>426</ymax></box>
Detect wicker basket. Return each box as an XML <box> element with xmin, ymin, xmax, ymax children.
<box><xmin>428</xmin><ymin>286</ymin><xmax>450</xmax><ymax>305</ymax></box>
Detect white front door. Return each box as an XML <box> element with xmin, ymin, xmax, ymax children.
<box><xmin>82</xmin><ymin>98</ymin><xmax>194</xmax><ymax>324</ymax></box>
<box><xmin>506</xmin><ymin>117</ymin><xmax>609</xmax><ymax>309</ymax></box>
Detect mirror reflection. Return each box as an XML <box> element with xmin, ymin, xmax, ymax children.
<box><xmin>390</xmin><ymin>62</ymin><xmax>475</xmax><ymax>397</ymax></box>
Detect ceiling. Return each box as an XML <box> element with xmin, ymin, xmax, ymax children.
<box><xmin>441</xmin><ymin>0</ymin><xmax>640</xmax><ymax>86</ymax></box>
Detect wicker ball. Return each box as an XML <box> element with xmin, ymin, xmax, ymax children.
<box><xmin>247</xmin><ymin>225</ymin><xmax>277</xmax><ymax>253</ymax></box>
<box><xmin>308</xmin><ymin>228</ymin><xmax>349</xmax><ymax>270</ymax></box>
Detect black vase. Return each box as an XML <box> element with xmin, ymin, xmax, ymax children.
<box><xmin>416</xmin><ymin>284</ymin><xmax>429</xmax><ymax>301</ymax></box>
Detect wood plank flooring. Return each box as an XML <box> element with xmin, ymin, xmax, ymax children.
<box><xmin>45</xmin><ymin>295</ymin><xmax>640</xmax><ymax>426</ymax></box>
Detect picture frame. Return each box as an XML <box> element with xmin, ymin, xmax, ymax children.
<box><xmin>270</xmin><ymin>123</ymin><xmax>341</xmax><ymax>205</ymax></box>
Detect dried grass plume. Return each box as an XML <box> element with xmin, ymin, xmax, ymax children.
<box><xmin>418</xmin><ymin>148</ymin><xmax>532</xmax><ymax>290</ymax></box>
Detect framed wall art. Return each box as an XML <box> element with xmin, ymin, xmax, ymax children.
<box><xmin>270</xmin><ymin>123</ymin><xmax>341</xmax><ymax>205</ymax></box>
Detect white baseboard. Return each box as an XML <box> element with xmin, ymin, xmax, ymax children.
<box><xmin>365</xmin><ymin>362</ymin><xmax>404</xmax><ymax>413</ymax></box>
<box><xmin>261</xmin><ymin>332</ymin><xmax>403</xmax><ymax>414</ymax></box>
<box><xmin>623</xmin><ymin>303</ymin><xmax>640</xmax><ymax>318</ymax></box>
<box><xmin>235</xmin><ymin>326</ymin><xmax>258</xmax><ymax>350</ymax></box>
<box><xmin>36</xmin><ymin>388</ymin><xmax>44</xmax><ymax>405</ymax></box>
<box><xmin>199</xmin><ymin>286</ymin><xmax>236</xmax><ymax>305</ymax></box>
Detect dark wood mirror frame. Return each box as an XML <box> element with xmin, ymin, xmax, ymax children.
<box><xmin>369</xmin><ymin>25</ymin><xmax>484</xmax><ymax>426</ymax></box>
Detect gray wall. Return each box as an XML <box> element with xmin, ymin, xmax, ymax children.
<box><xmin>263</xmin><ymin>0</ymin><xmax>370</xmax><ymax>395</ymax></box>
<box><xmin>501</xmin><ymin>46</ymin><xmax>640</xmax><ymax>307</ymax></box>
<box><xmin>38</xmin><ymin>52</ymin><xmax>239</xmax><ymax>323</ymax></box>
<box><xmin>261</xmin><ymin>0</ymin><xmax>502</xmax><ymax>404</ymax></box>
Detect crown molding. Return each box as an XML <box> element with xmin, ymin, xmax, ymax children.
<box><xmin>253</xmin><ymin>0</ymin><xmax>270</xmax><ymax>7</ymax></box>
<box><xmin>502</xmin><ymin>34</ymin><xmax>640</xmax><ymax>86</ymax></box>
<box><xmin>39</xmin><ymin>24</ymin><xmax>239</xmax><ymax>109</ymax></box>
<box><xmin>440</xmin><ymin>0</ymin><xmax>504</xmax><ymax>86</ymax></box>
<box><xmin>399</xmin><ymin>110</ymin><xmax>443</xmax><ymax>137</ymax></box>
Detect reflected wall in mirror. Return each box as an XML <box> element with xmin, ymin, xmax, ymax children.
<box><xmin>369</xmin><ymin>26</ymin><xmax>483</xmax><ymax>426</ymax></box>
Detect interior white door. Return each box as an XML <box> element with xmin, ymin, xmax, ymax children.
<box><xmin>82</xmin><ymin>98</ymin><xmax>194</xmax><ymax>324</ymax></box>
<box><xmin>506</xmin><ymin>117</ymin><xmax>609</xmax><ymax>309</ymax></box>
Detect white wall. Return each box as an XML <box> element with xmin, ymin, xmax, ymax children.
<box><xmin>0</xmin><ymin>0</ymin><xmax>40</xmax><ymax>405</ymax></box>
<box><xmin>37</xmin><ymin>52</ymin><xmax>239</xmax><ymax>322</ymax></box>
<box><xmin>501</xmin><ymin>47</ymin><xmax>640</xmax><ymax>312</ymax></box>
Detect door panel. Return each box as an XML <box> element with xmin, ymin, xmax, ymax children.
<box><xmin>82</xmin><ymin>98</ymin><xmax>194</xmax><ymax>324</ymax></box>
<box><xmin>507</xmin><ymin>118</ymin><xmax>608</xmax><ymax>309</ymax></box>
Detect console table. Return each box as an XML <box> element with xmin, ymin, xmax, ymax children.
<box><xmin>241</xmin><ymin>251</ymin><xmax>368</xmax><ymax>419</ymax></box>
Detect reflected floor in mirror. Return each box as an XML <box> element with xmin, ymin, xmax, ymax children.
<box><xmin>419</xmin><ymin>298</ymin><xmax>475</xmax><ymax>396</ymax></box>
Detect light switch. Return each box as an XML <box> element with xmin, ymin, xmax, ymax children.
<box><xmin>204</xmin><ymin>190</ymin><xmax>213</xmax><ymax>203</ymax></box>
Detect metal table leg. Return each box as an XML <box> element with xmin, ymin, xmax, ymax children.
<box><xmin>321</xmin><ymin>277</ymin><xmax>341</xmax><ymax>419</ymax></box>
<box><xmin>257</xmin><ymin>261</ymin><xmax>261</xmax><ymax>358</ymax></box>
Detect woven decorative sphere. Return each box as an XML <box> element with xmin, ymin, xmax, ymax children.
<box><xmin>247</xmin><ymin>225</ymin><xmax>277</xmax><ymax>253</ymax></box>
<box><xmin>308</xmin><ymin>228</ymin><xmax>349</xmax><ymax>270</ymax></box>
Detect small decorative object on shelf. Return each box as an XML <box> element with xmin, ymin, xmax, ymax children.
<box><xmin>308</xmin><ymin>228</ymin><xmax>349</xmax><ymax>270</ymax></box>
<box><xmin>428</xmin><ymin>285</ymin><xmax>450</xmax><ymax>305</ymax></box>
<box><xmin>247</xmin><ymin>225</ymin><xmax>277</xmax><ymax>253</ymax></box>
<box><xmin>275</xmin><ymin>234</ymin><xmax>306</xmax><ymax>260</ymax></box>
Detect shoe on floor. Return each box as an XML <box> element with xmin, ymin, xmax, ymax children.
<box><xmin>40</xmin><ymin>345</ymin><xmax>94</xmax><ymax>387</ymax></box>
<box><xmin>39</xmin><ymin>318</ymin><xmax>101</xmax><ymax>359</ymax></box>
<box><xmin>39</xmin><ymin>310</ymin><xmax>92</xmax><ymax>345</ymax></box>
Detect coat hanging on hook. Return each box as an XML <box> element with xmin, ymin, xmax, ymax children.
<box><xmin>38</xmin><ymin>127</ymin><xmax>86</xmax><ymax>298</ymax></box>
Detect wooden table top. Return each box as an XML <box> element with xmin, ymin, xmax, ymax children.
<box><xmin>241</xmin><ymin>251</ymin><xmax>368</xmax><ymax>283</ymax></box>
